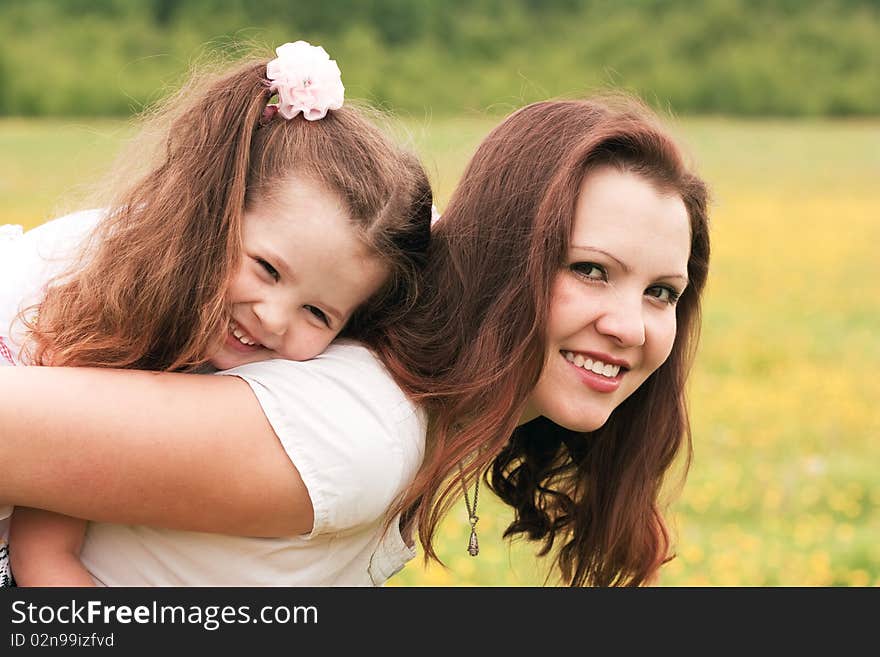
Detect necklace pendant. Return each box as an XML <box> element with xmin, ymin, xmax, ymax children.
<box><xmin>467</xmin><ymin>528</ymin><xmax>479</xmax><ymax>556</ymax></box>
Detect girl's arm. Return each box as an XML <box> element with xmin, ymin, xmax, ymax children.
<box><xmin>0</xmin><ymin>366</ymin><xmax>313</xmax><ymax>537</ymax></box>
<box><xmin>8</xmin><ymin>509</ymin><xmax>95</xmax><ymax>586</ymax></box>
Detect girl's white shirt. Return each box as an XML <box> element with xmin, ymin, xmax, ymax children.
<box><xmin>0</xmin><ymin>211</ymin><xmax>424</xmax><ymax>586</ymax></box>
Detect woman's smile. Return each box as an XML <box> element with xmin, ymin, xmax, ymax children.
<box><xmin>561</xmin><ymin>350</ymin><xmax>628</xmax><ymax>393</ymax></box>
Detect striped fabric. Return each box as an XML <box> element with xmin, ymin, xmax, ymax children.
<box><xmin>0</xmin><ymin>336</ymin><xmax>15</xmax><ymax>366</ymax></box>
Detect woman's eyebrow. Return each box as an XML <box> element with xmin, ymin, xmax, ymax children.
<box><xmin>570</xmin><ymin>244</ymin><xmax>631</xmax><ymax>272</ymax></box>
<box><xmin>570</xmin><ymin>244</ymin><xmax>689</xmax><ymax>284</ymax></box>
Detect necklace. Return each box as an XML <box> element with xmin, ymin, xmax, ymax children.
<box><xmin>458</xmin><ymin>463</ymin><xmax>480</xmax><ymax>557</ymax></box>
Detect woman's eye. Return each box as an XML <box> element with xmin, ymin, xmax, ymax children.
<box><xmin>571</xmin><ymin>262</ymin><xmax>606</xmax><ymax>281</ymax></box>
<box><xmin>257</xmin><ymin>258</ymin><xmax>279</xmax><ymax>281</ymax></box>
<box><xmin>646</xmin><ymin>286</ymin><xmax>680</xmax><ymax>305</ymax></box>
<box><xmin>305</xmin><ymin>305</ymin><xmax>330</xmax><ymax>327</ymax></box>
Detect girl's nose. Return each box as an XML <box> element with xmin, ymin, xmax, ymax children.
<box><xmin>253</xmin><ymin>301</ymin><xmax>288</xmax><ymax>337</ymax></box>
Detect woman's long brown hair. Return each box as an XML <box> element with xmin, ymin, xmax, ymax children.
<box><xmin>24</xmin><ymin>54</ymin><xmax>431</xmax><ymax>370</ymax></box>
<box><xmin>377</xmin><ymin>96</ymin><xmax>710</xmax><ymax>586</ymax></box>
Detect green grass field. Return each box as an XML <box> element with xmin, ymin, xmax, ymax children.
<box><xmin>2</xmin><ymin>115</ymin><xmax>878</xmax><ymax>586</ymax></box>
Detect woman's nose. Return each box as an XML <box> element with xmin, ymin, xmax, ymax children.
<box><xmin>594</xmin><ymin>293</ymin><xmax>646</xmax><ymax>348</ymax></box>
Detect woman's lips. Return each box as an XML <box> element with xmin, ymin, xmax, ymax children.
<box><xmin>562</xmin><ymin>351</ymin><xmax>624</xmax><ymax>393</ymax></box>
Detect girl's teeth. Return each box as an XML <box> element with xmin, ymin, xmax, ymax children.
<box><xmin>230</xmin><ymin>322</ymin><xmax>256</xmax><ymax>346</ymax></box>
<box><xmin>562</xmin><ymin>351</ymin><xmax>622</xmax><ymax>379</ymax></box>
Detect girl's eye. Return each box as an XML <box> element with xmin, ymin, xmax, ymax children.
<box><xmin>305</xmin><ymin>305</ymin><xmax>330</xmax><ymax>327</ymax></box>
<box><xmin>646</xmin><ymin>286</ymin><xmax>680</xmax><ymax>305</ymax></box>
<box><xmin>571</xmin><ymin>262</ymin><xmax>607</xmax><ymax>281</ymax></box>
<box><xmin>257</xmin><ymin>258</ymin><xmax>279</xmax><ymax>281</ymax></box>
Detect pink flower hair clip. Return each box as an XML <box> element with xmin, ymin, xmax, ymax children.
<box><xmin>265</xmin><ymin>40</ymin><xmax>345</xmax><ymax>122</ymax></box>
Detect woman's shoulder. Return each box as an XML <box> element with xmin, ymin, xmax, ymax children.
<box><xmin>313</xmin><ymin>339</ymin><xmax>407</xmax><ymax>388</ymax></box>
<box><xmin>222</xmin><ymin>339</ymin><xmax>416</xmax><ymax>417</ymax></box>
<box><xmin>215</xmin><ymin>339</ymin><xmax>425</xmax><ymax>463</ymax></box>
<box><xmin>216</xmin><ymin>340</ymin><xmax>426</xmax><ymax>535</ymax></box>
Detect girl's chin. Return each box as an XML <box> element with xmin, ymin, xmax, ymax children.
<box><xmin>208</xmin><ymin>350</ymin><xmax>257</xmax><ymax>371</ymax></box>
<box><xmin>207</xmin><ymin>356</ymin><xmax>233</xmax><ymax>371</ymax></box>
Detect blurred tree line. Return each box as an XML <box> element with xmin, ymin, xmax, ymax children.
<box><xmin>1</xmin><ymin>0</ymin><xmax>878</xmax><ymax>117</ymax></box>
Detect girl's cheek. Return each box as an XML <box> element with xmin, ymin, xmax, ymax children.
<box><xmin>224</xmin><ymin>270</ymin><xmax>257</xmax><ymax>303</ymax></box>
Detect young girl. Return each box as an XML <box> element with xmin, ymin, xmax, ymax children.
<box><xmin>0</xmin><ymin>40</ymin><xmax>432</xmax><ymax>586</ymax></box>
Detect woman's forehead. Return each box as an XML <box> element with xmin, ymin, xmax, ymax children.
<box><xmin>571</xmin><ymin>168</ymin><xmax>691</xmax><ymax>275</ymax></box>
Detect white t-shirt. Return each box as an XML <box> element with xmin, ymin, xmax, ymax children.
<box><xmin>1</xmin><ymin>211</ymin><xmax>100</xmax><ymax>554</ymax></box>
<box><xmin>0</xmin><ymin>211</ymin><xmax>425</xmax><ymax>586</ymax></box>
<box><xmin>0</xmin><ymin>209</ymin><xmax>103</xmax><ymax>362</ymax></box>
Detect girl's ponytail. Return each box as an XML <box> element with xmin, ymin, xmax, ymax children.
<box><xmin>27</xmin><ymin>60</ymin><xmax>270</xmax><ymax>371</ymax></box>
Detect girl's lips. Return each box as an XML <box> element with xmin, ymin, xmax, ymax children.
<box><xmin>564</xmin><ymin>354</ymin><xmax>622</xmax><ymax>393</ymax></box>
<box><xmin>223</xmin><ymin>329</ymin><xmax>263</xmax><ymax>353</ymax></box>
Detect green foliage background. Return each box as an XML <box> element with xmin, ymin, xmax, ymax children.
<box><xmin>1</xmin><ymin>0</ymin><xmax>879</xmax><ymax>117</ymax></box>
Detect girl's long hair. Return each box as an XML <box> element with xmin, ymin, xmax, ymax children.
<box><xmin>24</xmin><ymin>55</ymin><xmax>431</xmax><ymax>370</ymax></box>
<box><xmin>377</xmin><ymin>97</ymin><xmax>710</xmax><ymax>586</ymax></box>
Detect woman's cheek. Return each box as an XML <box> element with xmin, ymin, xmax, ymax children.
<box><xmin>647</xmin><ymin>312</ymin><xmax>678</xmax><ymax>371</ymax></box>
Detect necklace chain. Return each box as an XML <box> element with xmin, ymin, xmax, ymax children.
<box><xmin>458</xmin><ymin>462</ymin><xmax>480</xmax><ymax>557</ymax></box>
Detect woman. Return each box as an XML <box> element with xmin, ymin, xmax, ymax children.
<box><xmin>378</xmin><ymin>96</ymin><xmax>710</xmax><ymax>586</ymax></box>
<box><xmin>0</xmin><ymin>95</ymin><xmax>709</xmax><ymax>586</ymax></box>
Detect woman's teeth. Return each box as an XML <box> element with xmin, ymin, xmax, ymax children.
<box><xmin>562</xmin><ymin>351</ymin><xmax>621</xmax><ymax>378</ymax></box>
<box><xmin>229</xmin><ymin>320</ymin><xmax>258</xmax><ymax>347</ymax></box>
